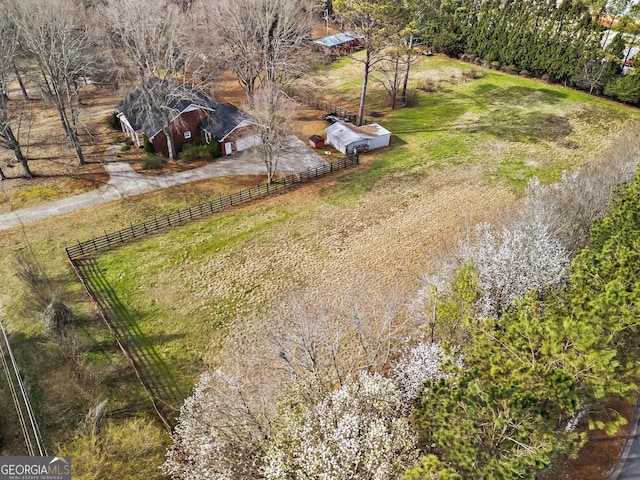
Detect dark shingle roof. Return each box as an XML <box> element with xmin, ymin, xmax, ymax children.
<box><xmin>200</xmin><ymin>102</ymin><xmax>251</xmax><ymax>140</ymax></box>
<box><xmin>117</xmin><ymin>78</ymin><xmax>251</xmax><ymax>140</ymax></box>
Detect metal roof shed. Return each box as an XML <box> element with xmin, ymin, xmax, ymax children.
<box><xmin>325</xmin><ymin>122</ymin><xmax>391</xmax><ymax>154</ymax></box>
<box><xmin>313</xmin><ymin>32</ymin><xmax>358</xmax><ymax>48</ymax></box>
<box><xmin>312</xmin><ymin>32</ymin><xmax>363</xmax><ymax>55</ymax></box>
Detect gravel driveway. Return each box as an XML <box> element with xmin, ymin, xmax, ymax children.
<box><xmin>0</xmin><ymin>136</ymin><xmax>329</xmax><ymax>230</ymax></box>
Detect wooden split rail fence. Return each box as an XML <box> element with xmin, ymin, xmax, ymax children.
<box><xmin>284</xmin><ymin>88</ymin><xmax>375</xmax><ymax>126</ymax></box>
<box><xmin>66</xmin><ymin>154</ymin><xmax>359</xmax><ymax>260</ymax></box>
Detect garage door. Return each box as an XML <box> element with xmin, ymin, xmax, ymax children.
<box><xmin>236</xmin><ymin>135</ymin><xmax>261</xmax><ymax>152</ymax></box>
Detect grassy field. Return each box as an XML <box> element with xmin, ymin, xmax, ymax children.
<box><xmin>0</xmin><ymin>53</ymin><xmax>638</xmax><ymax>478</ymax></box>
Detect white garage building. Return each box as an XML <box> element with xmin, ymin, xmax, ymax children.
<box><xmin>325</xmin><ymin>121</ymin><xmax>391</xmax><ymax>154</ymax></box>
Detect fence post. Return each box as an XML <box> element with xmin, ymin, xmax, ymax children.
<box><xmin>64</xmin><ymin>149</ymin><xmax>361</xmax><ymax>257</ymax></box>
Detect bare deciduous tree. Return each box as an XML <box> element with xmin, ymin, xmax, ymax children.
<box><xmin>267</xmin><ymin>283</ymin><xmax>414</xmax><ymax>386</ymax></box>
<box><xmin>101</xmin><ymin>0</ymin><xmax>202</xmax><ymax>161</ymax></box>
<box><xmin>12</xmin><ymin>0</ymin><xmax>94</xmax><ymax>166</ymax></box>
<box><xmin>334</xmin><ymin>0</ymin><xmax>395</xmax><ymax>125</ymax></box>
<box><xmin>372</xmin><ymin>0</ymin><xmax>421</xmax><ymax>109</ymax></box>
<box><xmin>247</xmin><ymin>82</ymin><xmax>296</xmax><ymax>184</ymax></box>
<box><xmin>0</xmin><ymin>11</ymin><xmax>32</xmax><ymax>179</ymax></box>
<box><xmin>574</xmin><ymin>54</ymin><xmax>610</xmax><ymax>95</ymax></box>
<box><xmin>202</xmin><ymin>0</ymin><xmax>314</xmax><ymax>97</ymax></box>
<box><xmin>374</xmin><ymin>46</ymin><xmax>420</xmax><ymax>109</ymax></box>
<box><xmin>523</xmin><ymin>132</ymin><xmax>640</xmax><ymax>255</ymax></box>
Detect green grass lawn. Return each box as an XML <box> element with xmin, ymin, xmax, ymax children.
<box><xmin>308</xmin><ymin>56</ymin><xmax>637</xmax><ymax>202</ymax></box>
<box><xmin>0</xmin><ymin>53</ymin><xmax>637</xmax><ymax>479</ymax></box>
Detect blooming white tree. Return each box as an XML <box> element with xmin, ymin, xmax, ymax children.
<box><xmin>163</xmin><ymin>368</ymin><xmax>271</xmax><ymax>480</ymax></box>
<box><xmin>393</xmin><ymin>342</ymin><xmax>463</xmax><ymax>403</ymax></box>
<box><xmin>263</xmin><ymin>372</ymin><xmax>419</xmax><ymax>480</ymax></box>
<box><xmin>461</xmin><ymin>219</ymin><xmax>570</xmax><ymax>318</ymax></box>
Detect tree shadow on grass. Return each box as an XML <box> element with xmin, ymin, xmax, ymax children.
<box><xmin>72</xmin><ymin>257</ymin><xmax>189</xmax><ymax>425</ymax></box>
<box><xmin>471</xmin><ymin>84</ymin><xmax>568</xmax><ymax>107</ymax></box>
<box><xmin>464</xmin><ymin>110</ymin><xmax>573</xmax><ymax>143</ymax></box>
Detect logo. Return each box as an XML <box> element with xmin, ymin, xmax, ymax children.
<box><xmin>0</xmin><ymin>456</ymin><xmax>71</xmax><ymax>480</ymax></box>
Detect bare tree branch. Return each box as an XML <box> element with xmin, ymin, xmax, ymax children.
<box><xmin>12</xmin><ymin>0</ymin><xmax>94</xmax><ymax>166</ymax></box>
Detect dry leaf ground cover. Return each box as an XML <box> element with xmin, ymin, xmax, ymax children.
<box><xmin>0</xmin><ymin>54</ymin><xmax>638</xmax><ymax>478</ymax></box>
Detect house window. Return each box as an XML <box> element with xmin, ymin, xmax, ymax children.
<box><xmin>184</xmin><ymin>131</ymin><xmax>192</xmax><ymax>139</ymax></box>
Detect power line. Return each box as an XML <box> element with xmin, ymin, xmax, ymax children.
<box><xmin>0</xmin><ymin>316</ymin><xmax>47</xmax><ymax>456</ymax></box>
<box><xmin>0</xmin><ymin>338</ymin><xmax>33</xmax><ymax>455</ymax></box>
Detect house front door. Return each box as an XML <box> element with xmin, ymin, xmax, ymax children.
<box><xmin>224</xmin><ymin>142</ymin><xmax>233</xmax><ymax>155</ymax></box>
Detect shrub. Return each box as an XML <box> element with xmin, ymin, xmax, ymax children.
<box><xmin>142</xmin><ymin>153</ymin><xmax>165</xmax><ymax>170</ymax></box>
<box><xmin>143</xmin><ymin>134</ymin><xmax>155</xmax><ymax>154</ymax></box>
<box><xmin>41</xmin><ymin>299</ymin><xmax>75</xmax><ymax>336</ymax></box>
<box><xmin>403</xmin><ymin>88</ymin><xmax>418</xmax><ymax>107</ymax></box>
<box><xmin>433</xmin><ymin>31</ymin><xmax>464</xmax><ymax>58</ymax></box>
<box><xmin>418</xmin><ymin>79</ymin><xmax>440</xmax><ymax>93</ymax></box>
<box><xmin>106</xmin><ymin>112</ymin><xmax>121</xmax><ymax>130</ymax></box>
<box><xmin>520</xmin><ymin>69</ymin><xmax>531</xmax><ymax>78</ymax></box>
<box><xmin>490</xmin><ymin>61</ymin><xmax>500</xmax><ymax>70</ymax></box>
<box><xmin>541</xmin><ymin>73</ymin><xmax>551</xmax><ymax>83</ymax></box>
<box><xmin>119</xmin><ymin>144</ymin><xmax>130</xmax><ymax>152</ymax></box>
<box><xmin>504</xmin><ymin>65</ymin><xmax>519</xmax><ymax>75</ymax></box>
<box><xmin>209</xmin><ymin>137</ymin><xmax>222</xmax><ymax>158</ymax></box>
<box><xmin>462</xmin><ymin>68</ymin><xmax>484</xmax><ymax>80</ymax></box>
<box><xmin>180</xmin><ymin>143</ymin><xmax>209</xmax><ymax>162</ymax></box>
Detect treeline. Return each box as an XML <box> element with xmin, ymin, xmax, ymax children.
<box><xmin>0</xmin><ymin>0</ymin><xmax>317</xmax><ymax>178</ymax></box>
<box><xmin>406</xmin><ymin>136</ymin><xmax>640</xmax><ymax>478</ymax></box>
<box><xmin>416</xmin><ymin>0</ymin><xmax>640</xmax><ymax>103</ymax></box>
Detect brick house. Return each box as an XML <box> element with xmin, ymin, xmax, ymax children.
<box><xmin>117</xmin><ymin>79</ymin><xmax>260</xmax><ymax>156</ymax></box>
